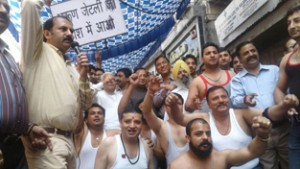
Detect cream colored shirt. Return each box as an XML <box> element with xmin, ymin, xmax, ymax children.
<box><xmin>21</xmin><ymin>0</ymin><xmax>94</xmax><ymax>131</ymax></box>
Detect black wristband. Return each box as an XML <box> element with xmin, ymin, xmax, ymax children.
<box><xmin>26</xmin><ymin>123</ymin><xmax>37</xmax><ymax>136</ymax></box>
<box><xmin>262</xmin><ymin>107</ymin><xmax>286</xmax><ymax>128</ymax></box>
<box><xmin>262</xmin><ymin>108</ymin><xmax>270</xmax><ymax>119</ymax></box>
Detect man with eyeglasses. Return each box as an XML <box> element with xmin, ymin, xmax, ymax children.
<box><xmin>95</xmin><ymin>73</ymin><xmax>122</xmax><ymax>136</ymax></box>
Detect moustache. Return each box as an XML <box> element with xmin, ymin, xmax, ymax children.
<box><xmin>246</xmin><ymin>55</ymin><xmax>257</xmax><ymax>62</ymax></box>
<box><xmin>217</xmin><ymin>102</ymin><xmax>227</xmax><ymax>107</ymax></box>
<box><xmin>181</xmin><ymin>76</ymin><xmax>189</xmax><ymax>82</ymax></box>
<box><xmin>199</xmin><ymin>140</ymin><xmax>212</xmax><ymax>147</ymax></box>
<box><xmin>64</xmin><ymin>36</ymin><xmax>73</xmax><ymax>42</ymax></box>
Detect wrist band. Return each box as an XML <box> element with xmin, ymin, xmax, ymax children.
<box><xmin>26</xmin><ymin>123</ymin><xmax>37</xmax><ymax>136</ymax></box>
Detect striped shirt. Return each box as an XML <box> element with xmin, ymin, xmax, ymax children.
<box><xmin>0</xmin><ymin>39</ymin><xmax>28</xmax><ymax>134</ymax></box>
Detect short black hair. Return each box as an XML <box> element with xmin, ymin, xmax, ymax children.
<box><xmin>154</xmin><ymin>54</ymin><xmax>170</xmax><ymax>67</ymax></box>
<box><xmin>89</xmin><ymin>64</ymin><xmax>96</xmax><ymax>71</ymax></box>
<box><xmin>95</xmin><ymin>68</ymin><xmax>105</xmax><ymax>73</ymax></box>
<box><xmin>206</xmin><ymin>86</ymin><xmax>229</xmax><ymax>104</ymax></box>
<box><xmin>133</xmin><ymin>67</ymin><xmax>147</xmax><ymax>74</ymax></box>
<box><xmin>201</xmin><ymin>42</ymin><xmax>219</xmax><ymax>57</ymax></box>
<box><xmin>286</xmin><ymin>4</ymin><xmax>300</xmax><ymax>19</ymax></box>
<box><xmin>84</xmin><ymin>103</ymin><xmax>105</xmax><ymax>119</ymax></box>
<box><xmin>183</xmin><ymin>54</ymin><xmax>197</xmax><ymax>65</ymax></box>
<box><xmin>43</xmin><ymin>16</ymin><xmax>72</xmax><ymax>42</ymax></box>
<box><xmin>186</xmin><ymin>118</ymin><xmax>209</xmax><ymax>136</ymax></box>
<box><xmin>218</xmin><ymin>47</ymin><xmax>230</xmax><ymax>54</ymax></box>
<box><xmin>117</xmin><ymin>68</ymin><xmax>132</xmax><ymax>78</ymax></box>
<box><xmin>119</xmin><ymin>109</ymin><xmax>143</xmax><ymax>121</ymax></box>
<box><xmin>236</xmin><ymin>41</ymin><xmax>253</xmax><ymax>57</ymax></box>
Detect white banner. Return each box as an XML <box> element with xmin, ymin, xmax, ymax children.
<box><xmin>51</xmin><ymin>0</ymin><xmax>127</xmax><ymax>45</ymax></box>
<box><xmin>215</xmin><ymin>0</ymin><xmax>268</xmax><ymax>41</ymax></box>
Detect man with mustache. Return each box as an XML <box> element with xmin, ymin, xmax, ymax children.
<box><xmin>169</xmin><ymin>117</ymin><xmax>271</xmax><ymax>169</ymax></box>
<box><xmin>185</xmin><ymin>42</ymin><xmax>235</xmax><ymax>113</ymax></box>
<box><xmin>21</xmin><ymin>0</ymin><xmax>94</xmax><ymax>168</ymax></box>
<box><xmin>168</xmin><ymin>86</ymin><xmax>299</xmax><ymax>169</ymax></box>
<box><xmin>115</xmin><ymin>68</ymin><xmax>132</xmax><ymax>94</ymax></box>
<box><xmin>230</xmin><ymin>41</ymin><xmax>289</xmax><ymax>169</ymax></box>
<box><xmin>0</xmin><ymin>0</ymin><xmax>52</xmax><ymax>168</ymax></box>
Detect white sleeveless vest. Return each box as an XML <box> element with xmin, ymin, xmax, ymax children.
<box><xmin>209</xmin><ymin>109</ymin><xmax>259</xmax><ymax>169</ymax></box>
<box><xmin>111</xmin><ymin>135</ymin><xmax>148</xmax><ymax>169</ymax></box>
<box><xmin>77</xmin><ymin>130</ymin><xmax>106</xmax><ymax>169</ymax></box>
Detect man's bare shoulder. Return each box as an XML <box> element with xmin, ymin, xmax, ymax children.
<box><xmin>189</xmin><ymin>76</ymin><xmax>206</xmax><ymax>98</ymax></box>
<box><xmin>191</xmin><ymin>76</ymin><xmax>205</xmax><ymax>87</ymax></box>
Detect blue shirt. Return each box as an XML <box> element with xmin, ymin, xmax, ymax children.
<box><xmin>230</xmin><ymin>64</ymin><xmax>279</xmax><ymax>109</ymax></box>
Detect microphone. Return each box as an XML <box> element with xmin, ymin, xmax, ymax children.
<box><xmin>71</xmin><ymin>41</ymin><xmax>81</xmax><ymax>54</ymax></box>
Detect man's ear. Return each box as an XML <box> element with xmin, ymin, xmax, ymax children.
<box><xmin>186</xmin><ymin>135</ymin><xmax>191</xmax><ymax>142</ymax></box>
<box><xmin>43</xmin><ymin>30</ymin><xmax>51</xmax><ymax>41</ymax></box>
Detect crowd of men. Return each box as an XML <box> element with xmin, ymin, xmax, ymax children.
<box><xmin>1</xmin><ymin>0</ymin><xmax>300</xmax><ymax>169</ymax></box>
